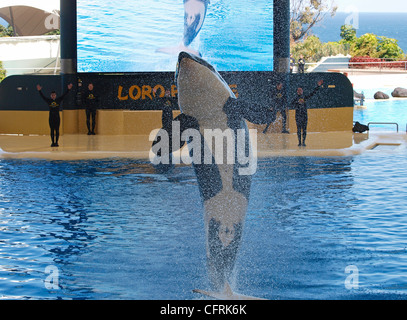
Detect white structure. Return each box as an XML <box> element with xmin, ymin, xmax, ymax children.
<box><xmin>0</xmin><ymin>0</ymin><xmax>59</xmax><ymax>36</ymax></box>
<box><xmin>0</xmin><ymin>0</ymin><xmax>60</xmax><ymax>76</ymax></box>
<box><xmin>0</xmin><ymin>35</ymin><xmax>60</xmax><ymax>75</ymax></box>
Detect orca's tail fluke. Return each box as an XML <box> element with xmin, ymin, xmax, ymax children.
<box><xmin>206</xmin><ymin>218</ymin><xmax>243</xmax><ymax>292</ymax></box>
<box><xmin>193</xmin><ymin>282</ymin><xmax>267</xmax><ymax>300</ymax></box>
<box><xmin>223</xmin><ymin>282</ymin><xmax>234</xmax><ymax>297</ymax></box>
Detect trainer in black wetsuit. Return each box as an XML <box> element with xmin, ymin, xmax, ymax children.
<box><xmin>298</xmin><ymin>55</ymin><xmax>306</xmax><ymax>74</ymax></box>
<box><xmin>291</xmin><ymin>80</ymin><xmax>323</xmax><ymax>147</ymax></box>
<box><xmin>82</xmin><ymin>83</ymin><xmax>99</xmax><ymax>135</ymax></box>
<box><xmin>161</xmin><ymin>89</ymin><xmax>175</xmax><ymax>132</ymax></box>
<box><xmin>263</xmin><ymin>82</ymin><xmax>289</xmax><ymax>134</ymax></box>
<box><xmin>37</xmin><ymin>83</ymin><xmax>73</xmax><ymax>147</ymax></box>
<box><xmin>153</xmin><ymin>87</ymin><xmax>176</xmax><ymax>169</ymax></box>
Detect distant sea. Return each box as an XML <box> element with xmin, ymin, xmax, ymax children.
<box><xmin>312</xmin><ymin>12</ymin><xmax>407</xmax><ymax>53</ymax></box>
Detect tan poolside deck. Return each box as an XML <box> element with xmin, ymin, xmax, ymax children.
<box><xmin>1</xmin><ymin>130</ymin><xmax>406</xmax><ymax>161</ymax></box>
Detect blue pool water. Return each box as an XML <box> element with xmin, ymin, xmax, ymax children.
<box><xmin>1</xmin><ymin>151</ymin><xmax>407</xmax><ymax>300</ymax></box>
<box><xmin>353</xmin><ymin>89</ymin><xmax>407</xmax><ymax>132</ymax></box>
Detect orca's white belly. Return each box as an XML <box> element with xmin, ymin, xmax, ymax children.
<box><xmin>204</xmin><ymin>163</ymin><xmax>248</xmax><ymax>247</ymax></box>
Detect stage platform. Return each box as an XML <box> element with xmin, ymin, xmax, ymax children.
<box><xmin>1</xmin><ymin>131</ymin><xmax>406</xmax><ymax>161</ymax></box>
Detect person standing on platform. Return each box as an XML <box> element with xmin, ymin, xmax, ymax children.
<box><xmin>83</xmin><ymin>83</ymin><xmax>99</xmax><ymax>135</ymax></box>
<box><xmin>160</xmin><ymin>89</ymin><xmax>175</xmax><ymax>134</ymax></box>
<box><xmin>291</xmin><ymin>80</ymin><xmax>323</xmax><ymax>147</ymax></box>
<box><xmin>298</xmin><ymin>55</ymin><xmax>306</xmax><ymax>73</ymax></box>
<box><xmin>263</xmin><ymin>82</ymin><xmax>289</xmax><ymax>134</ymax></box>
<box><xmin>37</xmin><ymin>83</ymin><xmax>73</xmax><ymax>147</ymax></box>
<box><xmin>152</xmin><ymin>87</ymin><xmax>177</xmax><ymax>172</ymax></box>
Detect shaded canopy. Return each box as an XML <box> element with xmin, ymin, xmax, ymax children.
<box><xmin>0</xmin><ymin>0</ymin><xmax>60</xmax><ymax>36</ymax></box>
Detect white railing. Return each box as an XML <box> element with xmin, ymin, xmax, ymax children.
<box><xmin>304</xmin><ymin>60</ymin><xmax>407</xmax><ymax>71</ymax></box>
<box><xmin>4</xmin><ymin>64</ymin><xmax>60</xmax><ymax>75</ymax></box>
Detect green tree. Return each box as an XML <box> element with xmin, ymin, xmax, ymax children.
<box><xmin>321</xmin><ymin>41</ymin><xmax>350</xmax><ymax>57</ymax></box>
<box><xmin>0</xmin><ymin>24</ymin><xmax>14</xmax><ymax>37</ymax></box>
<box><xmin>340</xmin><ymin>24</ymin><xmax>357</xmax><ymax>43</ymax></box>
<box><xmin>350</xmin><ymin>33</ymin><xmax>405</xmax><ymax>59</ymax></box>
<box><xmin>376</xmin><ymin>36</ymin><xmax>404</xmax><ymax>60</ymax></box>
<box><xmin>0</xmin><ymin>61</ymin><xmax>6</xmax><ymax>82</ymax></box>
<box><xmin>1</xmin><ymin>24</ymin><xmax>59</xmax><ymax>37</ymax></box>
<box><xmin>297</xmin><ymin>35</ymin><xmax>322</xmax><ymax>60</ymax></box>
<box><xmin>291</xmin><ymin>35</ymin><xmax>321</xmax><ymax>63</ymax></box>
<box><xmin>291</xmin><ymin>35</ymin><xmax>350</xmax><ymax>67</ymax></box>
<box><xmin>351</xmin><ymin>33</ymin><xmax>380</xmax><ymax>58</ymax></box>
<box><xmin>45</xmin><ymin>29</ymin><xmax>60</xmax><ymax>36</ymax></box>
<box><xmin>290</xmin><ymin>0</ymin><xmax>338</xmax><ymax>43</ymax></box>
<box><xmin>290</xmin><ymin>22</ymin><xmax>405</xmax><ymax>66</ymax></box>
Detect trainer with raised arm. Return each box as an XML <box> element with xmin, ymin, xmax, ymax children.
<box><xmin>37</xmin><ymin>83</ymin><xmax>73</xmax><ymax>147</ymax></box>
<box><xmin>291</xmin><ymin>80</ymin><xmax>323</xmax><ymax>147</ymax></box>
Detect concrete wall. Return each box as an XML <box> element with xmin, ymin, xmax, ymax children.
<box><xmin>0</xmin><ymin>108</ymin><xmax>353</xmax><ymax>136</ymax></box>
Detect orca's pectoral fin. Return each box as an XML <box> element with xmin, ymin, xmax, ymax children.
<box><xmin>223</xmin><ymin>99</ymin><xmax>276</xmax><ymax>126</ymax></box>
<box><xmin>245</xmin><ymin>103</ymin><xmax>276</xmax><ymax>125</ymax></box>
<box><xmin>174</xmin><ymin>112</ymin><xmax>200</xmax><ymax>133</ymax></box>
<box><xmin>172</xmin><ymin>113</ymin><xmax>201</xmax><ymax>148</ymax></box>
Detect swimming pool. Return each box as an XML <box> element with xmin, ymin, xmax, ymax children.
<box><xmin>1</xmin><ymin>151</ymin><xmax>406</xmax><ymax>300</ymax></box>
<box><xmin>353</xmin><ymin>90</ymin><xmax>407</xmax><ymax>132</ymax></box>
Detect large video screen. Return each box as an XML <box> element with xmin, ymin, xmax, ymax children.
<box><xmin>77</xmin><ymin>0</ymin><xmax>273</xmax><ymax>73</ymax></box>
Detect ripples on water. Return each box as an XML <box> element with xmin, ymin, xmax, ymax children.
<box><xmin>1</xmin><ymin>152</ymin><xmax>407</xmax><ymax>300</ymax></box>
<box><xmin>77</xmin><ymin>0</ymin><xmax>273</xmax><ymax>72</ymax></box>
<box><xmin>242</xmin><ymin>155</ymin><xmax>407</xmax><ymax>300</ymax></box>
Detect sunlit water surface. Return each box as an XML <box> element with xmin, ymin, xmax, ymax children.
<box><xmin>1</xmin><ymin>152</ymin><xmax>406</xmax><ymax>300</ymax></box>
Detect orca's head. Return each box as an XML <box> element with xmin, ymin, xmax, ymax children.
<box><xmin>175</xmin><ymin>51</ymin><xmax>235</xmax><ymax>117</ymax></box>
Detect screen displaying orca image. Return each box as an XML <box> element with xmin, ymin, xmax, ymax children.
<box><xmin>77</xmin><ymin>0</ymin><xmax>273</xmax><ymax>73</ymax></box>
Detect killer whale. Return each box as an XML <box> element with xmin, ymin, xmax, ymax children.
<box><xmin>156</xmin><ymin>0</ymin><xmax>210</xmax><ymax>57</ymax></box>
<box><xmin>151</xmin><ymin>51</ymin><xmax>274</xmax><ymax>296</ymax></box>
<box><xmin>183</xmin><ymin>0</ymin><xmax>210</xmax><ymax>47</ymax></box>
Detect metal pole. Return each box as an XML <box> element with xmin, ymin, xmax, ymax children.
<box><xmin>60</xmin><ymin>0</ymin><xmax>77</xmax><ymax>75</ymax></box>
<box><xmin>273</xmin><ymin>0</ymin><xmax>291</xmax><ymax>133</ymax></box>
<box><xmin>60</xmin><ymin>0</ymin><xmax>77</xmax><ymax>109</ymax></box>
<box><xmin>273</xmin><ymin>0</ymin><xmax>290</xmax><ymax>73</ymax></box>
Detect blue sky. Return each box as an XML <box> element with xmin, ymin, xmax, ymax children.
<box><xmin>336</xmin><ymin>0</ymin><xmax>406</xmax><ymax>13</ymax></box>
<box><xmin>0</xmin><ymin>18</ymin><xmax>8</xmax><ymax>27</ymax></box>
